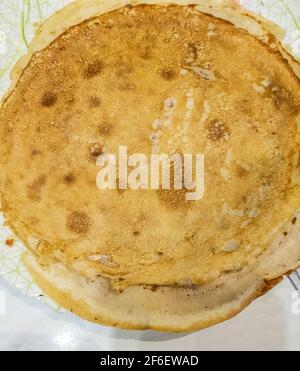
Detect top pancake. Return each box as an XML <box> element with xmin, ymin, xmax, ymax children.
<box><xmin>1</xmin><ymin>4</ymin><xmax>300</xmax><ymax>290</ymax></box>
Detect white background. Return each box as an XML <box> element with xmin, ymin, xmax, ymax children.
<box><xmin>0</xmin><ymin>0</ymin><xmax>300</xmax><ymax>351</ymax></box>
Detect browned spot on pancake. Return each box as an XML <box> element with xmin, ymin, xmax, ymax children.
<box><xmin>89</xmin><ymin>143</ymin><xmax>103</xmax><ymax>160</ymax></box>
<box><xmin>207</xmin><ymin>120</ymin><xmax>230</xmax><ymax>141</ymax></box>
<box><xmin>67</xmin><ymin>212</ymin><xmax>91</xmax><ymax>234</ymax></box>
<box><xmin>99</xmin><ymin>122</ymin><xmax>112</xmax><ymax>136</ymax></box>
<box><xmin>237</xmin><ymin>98</ymin><xmax>253</xmax><ymax>115</ymax></box>
<box><xmin>64</xmin><ymin>173</ymin><xmax>76</xmax><ymax>184</ymax></box>
<box><xmin>31</xmin><ymin>149</ymin><xmax>41</xmax><ymax>156</ymax></box>
<box><xmin>185</xmin><ymin>230</ymin><xmax>196</xmax><ymax>242</ymax></box>
<box><xmin>89</xmin><ymin>96</ymin><xmax>101</xmax><ymax>108</ymax></box>
<box><xmin>270</xmin><ymin>87</ymin><xmax>299</xmax><ymax>114</ymax></box>
<box><xmin>158</xmin><ymin>188</ymin><xmax>192</xmax><ymax>210</ymax></box>
<box><xmin>27</xmin><ymin>175</ymin><xmax>47</xmax><ymax>202</ymax></box>
<box><xmin>41</xmin><ymin>92</ymin><xmax>57</xmax><ymax>107</ymax></box>
<box><xmin>160</xmin><ymin>68</ymin><xmax>177</xmax><ymax>81</ymax></box>
<box><xmin>235</xmin><ymin>165</ymin><xmax>249</xmax><ymax>178</ymax></box>
<box><xmin>5</xmin><ymin>238</ymin><xmax>14</xmax><ymax>248</ymax></box>
<box><xmin>133</xmin><ymin>230</ymin><xmax>141</xmax><ymax>236</ymax></box>
<box><xmin>156</xmin><ymin>159</ymin><xmax>193</xmax><ymax>210</ymax></box>
<box><xmin>39</xmin><ymin>175</ymin><xmax>47</xmax><ymax>185</ymax></box>
<box><xmin>83</xmin><ymin>60</ymin><xmax>103</xmax><ymax>79</ymax></box>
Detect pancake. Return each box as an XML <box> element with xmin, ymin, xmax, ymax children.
<box><xmin>1</xmin><ymin>0</ymin><xmax>300</xmax><ymax>332</ymax></box>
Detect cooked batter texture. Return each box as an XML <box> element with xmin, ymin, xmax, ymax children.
<box><xmin>1</xmin><ymin>0</ymin><xmax>300</xmax><ymax>331</ymax></box>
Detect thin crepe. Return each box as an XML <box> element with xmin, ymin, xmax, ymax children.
<box><xmin>0</xmin><ymin>0</ymin><xmax>300</xmax><ymax>332</ymax></box>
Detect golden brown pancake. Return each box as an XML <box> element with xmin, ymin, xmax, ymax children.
<box><xmin>1</xmin><ymin>0</ymin><xmax>300</xmax><ymax>332</ymax></box>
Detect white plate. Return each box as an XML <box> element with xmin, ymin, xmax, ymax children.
<box><xmin>0</xmin><ymin>0</ymin><xmax>300</xmax><ymax>351</ymax></box>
